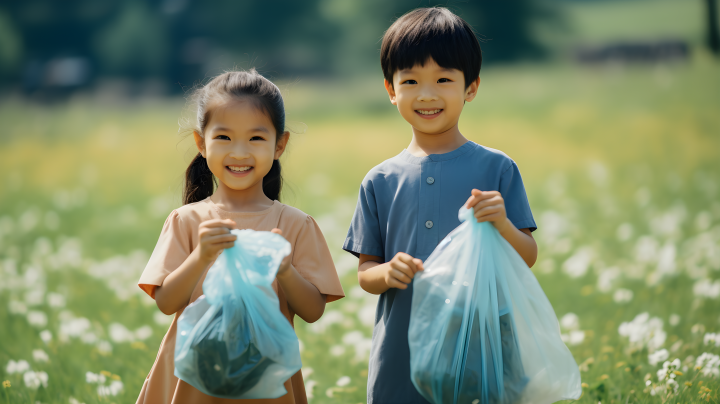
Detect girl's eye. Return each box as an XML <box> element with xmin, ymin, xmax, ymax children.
<box><xmin>402</xmin><ymin>79</ymin><xmax>417</xmax><ymax>85</ymax></box>
<box><xmin>250</xmin><ymin>136</ymin><xmax>265</xmax><ymax>141</ymax></box>
<box><xmin>438</xmin><ymin>78</ymin><xmax>452</xmax><ymax>83</ymax></box>
<box><xmin>215</xmin><ymin>135</ymin><xmax>230</xmax><ymax>140</ymax></box>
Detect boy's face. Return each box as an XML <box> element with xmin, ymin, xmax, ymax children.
<box><xmin>385</xmin><ymin>58</ymin><xmax>479</xmax><ymax>136</ymax></box>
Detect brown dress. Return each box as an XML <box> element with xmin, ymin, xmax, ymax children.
<box><xmin>136</xmin><ymin>198</ymin><xmax>345</xmax><ymax>404</ymax></box>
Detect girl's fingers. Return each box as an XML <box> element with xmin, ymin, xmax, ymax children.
<box><xmin>201</xmin><ymin>219</ymin><xmax>237</xmax><ymax>229</ymax></box>
<box><xmin>205</xmin><ymin>234</ymin><xmax>237</xmax><ymax>244</ymax></box>
<box><xmin>477</xmin><ymin>212</ymin><xmax>503</xmax><ymax>223</ymax></box>
<box><xmin>200</xmin><ymin>227</ymin><xmax>233</xmax><ymax>237</ymax></box>
<box><xmin>271</xmin><ymin>228</ymin><xmax>283</xmax><ymax>235</ymax></box>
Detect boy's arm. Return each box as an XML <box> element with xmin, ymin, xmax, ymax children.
<box><xmin>466</xmin><ymin>189</ymin><xmax>538</xmax><ymax>267</ymax></box>
<box><xmin>358</xmin><ymin>253</ymin><xmax>424</xmax><ymax>295</ymax></box>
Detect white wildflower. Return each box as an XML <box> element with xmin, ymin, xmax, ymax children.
<box><xmin>134</xmin><ymin>325</ymin><xmax>152</xmax><ymax>341</ymax></box>
<box><xmin>47</xmin><ymin>293</ymin><xmax>66</xmax><ymax>308</ymax></box>
<box><xmin>24</xmin><ymin>288</ymin><xmax>45</xmax><ymax>306</ymax></box>
<box><xmin>358</xmin><ymin>305</ymin><xmax>375</xmax><ymax>327</ymax></box>
<box><xmin>23</xmin><ymin>371</ymin><xmax>48</xmax><ymax>389</ymax></box>
<box><xmin>81</xmin><ymin>332</ymin><xmax>98</xmax><ymax>344</ymax></box>
<box><xmin>6</xmin><ymin>359</ymin><xmax>30</xmax><ymax>374</ymax></box>
<box><xmin>696</xmin><ymin>353</ymin><xmax>720</xmax><ymax>377</ymax></box>
<box><xmin>97</xmin><ymin>380</ymin><xmax>123</xmax><ymax>396</ymax></box>
<box><xmin>96</xmin><ymin>340</ymin><xmax>113</xmax><ymax>355</ymax></box>
<box><xmin>560</xmin><ymin>313</ymin><xmax>580</xmax><ymax>330</ymax></box>
<box><xmin>596</xmin><ymin>267</ymin><xmax>621</xmax><ymax>293</ymax></box>
<box><xmin>655</xmin><ymin>242</ymin><xmax>676</xmax><ymax>276</ymax></box>
<box><xmin>613</xmin><ymin>289</ymin><xmax>634</xmax><ymax>304</ymax></box>
<box><xmin>669</xmin><ymin>314</ymin><xmax>680</xmax><ymax>326</ymax></box>
<box><xmin>329</xmin><ymin>345</ymin><xmax>346</xmax><ymax>356</ymax></box>
<box><xmin>648</xmin><ymin>349</ymin><xmax>669</xmax><ymax>366</ymax></box>
<box><xmin>309</xmin><ymin>311</ymin><xmax>344</xmax><ymax>333</ymax></box>
<box><xmin>618</xmin><ymin>312</ymin><xmax>666</xmax><ymax>352</ymax></box>
<box><xmin>108</xmin><ymin>323</ymin><xmax>134</xmax><ymax>343</ymax></box>
<box><xmin>693</xmin><ymin>279</ymin><xmax>720</xmax><ymax>299</ymax></box>
<box><xmin>39</xmin><ymin>330</ymin><xmax>52</xmax><ymax>344</ymax></box>
<box><xmin>32</xmin><ymin>350</ymin><xmax>49</xmax><ymax>363</ymax></box>
<box><xmin>8</xmin><ymin>300</ymin><xmax>28</xmax><ymax>315</ymax></box>
<box><xmin>85</xmin><ymin>372</ymin><xmax>106</xmax><ymax>384</ymax></box>
<box><xmin>27</xmin><ymin>311</ymin><xmax>48</xmax><ymax>328</ymax></box>
<box><xmin>562</xmin><ymin>247</ymin><xmax>593</xmax><ymax>278</ymax></box>
<box><xmin>616</xmin><ymin>223</ymin><xmax>633</xmax><ymax>241</ymax></box>
<box><xmin>336</xmin><ymin>376</ymin><xmax>351</xmax><ymax>387</ymax></box>
<box><xmin>704</xmin><ymin>333</ymin><xmax>720</xmax><ymax>347</ymax></box>
<box><xmin>568</xmin><ymin>331</ymin><xmax>585</xmax><ymax>346</ymax></box>
<box><xmin>68</xmin><ymin>397</ymin><xmax>85</xmax><ymax>404</ymax></box>
<box><xmin>305</xmin><ymin>380</ymin><xmax>317</xmax><ymax>399</ymax></box>
<box><xmin>301</xmin><ymin>367</ymin><xmax>314</xmax><ymax>379</ymax></box>
<box><xmin>635</xmin><ymin>236</ymin><xmax>659</xmax><ymax>264</ymax></box>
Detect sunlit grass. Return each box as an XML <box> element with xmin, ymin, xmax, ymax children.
<box><xmin>1</xmin><ymin>59</ymin><xmax>719</xmax><ymax>403</ymax></box>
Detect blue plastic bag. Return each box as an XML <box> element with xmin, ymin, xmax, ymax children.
<box><xmin>174</xmin><ymin>229</ymin><xmax>302</xmax><ymax>399</ymax></box>
<box><xmin>409</xmin><ymin>207</ymin><xmax>582</xmax><ymax>404</ymax></box>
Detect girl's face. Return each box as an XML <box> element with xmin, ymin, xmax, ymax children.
<box><xmin>194</xmin><ymin>99</ymin><xmax>288</xmax><ymax>194</ymax></box>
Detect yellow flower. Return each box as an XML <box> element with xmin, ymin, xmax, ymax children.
<box><xmin>685</xmin><ymin>382</ymin><xmax>692</xmax><ymax>387</ymax></box>
<box><xmin>100</xmin><ymin>370</ymin><xmax>112</xmax><ymax>377</ymax></box>
<box><xmin>2</xmin><ymin>380</ymin><xmax>10</xmax><ymax>388</ymax></box>
<box><xmin>673</xmin><ymin>370</ymin><xmax>683</xmax><ymax>376</ymax></box>
<box><xmin>111</xmin><ymin>374</ymin><xmax>121</xmax><ymax>381</ymax></box>
<box><xmin>581</xmin><ymin>383</ymin><xmax>589</xmax><ymax>388</ymax></box>
<box><xmin>624</xmin><ymin>367</ymin><xmax>631</xmax><ymax>372</ymax></box>
<box><xmin>599</xmin><ymin>374</ymin><xmax>609</xmax><ymax>380</ymax></box>
<box><xmin>615</xmin><ymin>361</ymin><xmax>626</xmax><ymax>368</ymax></box>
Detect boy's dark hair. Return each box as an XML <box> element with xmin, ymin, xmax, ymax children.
<box><xmin>381</xmin><ymin>7</ymin><xmax>482</xmax><ymax>88</ymax></box>
<box><xmin>183</xmin><ymin>69</ymin><xmax>286</xmax><ymax>205</ymax></box>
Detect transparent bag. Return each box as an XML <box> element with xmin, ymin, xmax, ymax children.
<box><xmin>174</xmin><ymin>229</ymin><xmax>302</xmax><ymax>399</ymax></box>
<box><xmin>409</xmin><ymin>207</ymin><xmax>582</xmax><ymax>404</ymax></box>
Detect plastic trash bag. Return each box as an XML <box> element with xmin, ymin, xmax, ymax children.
<box><xmin>409</xmin><ymin>207</ymin><xmax>582</xmax><ymax>404</ymax></box>
<box><xmin>175</xmin><ymin>229</ymin><xmax>302</xmax><ymax>399</ymax></box>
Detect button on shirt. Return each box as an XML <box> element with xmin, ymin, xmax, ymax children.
<box><xmin>343</xmin><ymin>141</ymin><xmax>536</xmax><ymax>404</ymax></box>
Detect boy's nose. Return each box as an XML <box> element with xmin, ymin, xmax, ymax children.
<box><xmin>417</xmin><ymin>87</ymin><xmax>438</xmax><ymax>102</ymax></box>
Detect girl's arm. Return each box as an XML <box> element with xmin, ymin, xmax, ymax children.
<box><xmin>155</xmin><ymin>219</ymin><xmax>237</xmax><ymax>315</ymax></box>
<box><xmin>272</xmin><ymin>229</ymin><xmax>326</xmax><ymax>323</ymax></box>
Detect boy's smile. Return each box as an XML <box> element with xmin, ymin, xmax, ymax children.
<box><xmin>385</xmin><ymin>57</ymin><xmax>479</xmax><ymax>139</ymax></box>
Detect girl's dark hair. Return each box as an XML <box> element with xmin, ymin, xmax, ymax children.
<box><xmin>183</xmin><ymin>69</ymin><xmax>287</xmax><ymax>205</ymax></box>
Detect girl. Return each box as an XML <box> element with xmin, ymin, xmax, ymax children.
<box><xmin>136</xmin><ymin>69</ymin><xmax>344</xmax><ymax>404</ymax></box>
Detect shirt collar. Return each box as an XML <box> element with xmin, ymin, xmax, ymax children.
<box><xmin>397</xmin><ymin>140</ymin><xmax>475</xmax><ymax>165</ymax></box>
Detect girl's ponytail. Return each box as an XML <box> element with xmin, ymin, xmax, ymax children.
<box><xmin>263</xmin><ymin>159</ymin><xmax>283</xmax><ymax>201</ymax></box>
<box><xmin>183</xmin><ymin>152</ymin><xmax>216</xmax><ymax>205</ymax></box>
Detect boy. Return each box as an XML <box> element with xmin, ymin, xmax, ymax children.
<box><xmin>343</xmin><ymin>8</ymin><xmax>538</xmax><ymax>404</ymax></box>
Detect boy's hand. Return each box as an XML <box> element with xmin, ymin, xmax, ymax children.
<box><xmin>270</xmin><ymin>228</ymin><xmax>292</xmax><ymax>276</ymax></box>
<box><xmin>466</xmin><ymin>189</ymin><xmax>511</xmax><ymax>234</ymax></box>
<box><xmin>385</xmin><ymin>252</ymin><xmax>424</xmax><ymax>290</ymax></box>
<box><xmin>197</xmin><ymin>219</ymin><xmax>237</xmax><ymax>264</ymax></box>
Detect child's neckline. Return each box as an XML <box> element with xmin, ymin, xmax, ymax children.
<box><xmin>204</xmin><ymin>198</ymin><xmax>280</xmax><ymax>216</ymax></box>
<box><xmin>399</xmin><ymin>140</ymin><xmax>475</xmax><ymax>165</ymax></box>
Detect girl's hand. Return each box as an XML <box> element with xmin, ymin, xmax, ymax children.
<box><xmin>466</xmin><ymin>189</ymin><xmax>511</xmax><ymax>234</ymax></box>
<box><xmin>197</xmin><ymin>219</ymin><xmax>237</xmax><ymax>264</ymax></box>
<box><xmin>270</xmin><ymin>228</ymin><xmax>292</xmax><ymax>275</ymax></box>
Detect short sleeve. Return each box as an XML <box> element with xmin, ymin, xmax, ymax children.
<box><xmin>500</xmin><ymin>161</ymin><xmax>537</xmax><ymax>232</ymax></box>
<box><xmin>292</xmin><ymin>215</ymin><xmax>345</xmax><ymax>303</ymax></box>
<box><xmin>343</xmin><ymin>179</ymin><xmax>384</xmax><ymax>258</ymax></box>
<box><xmin>138</xmin><ymin>210</ymin><xmax>192</xmax><ymax>299</ymax></box>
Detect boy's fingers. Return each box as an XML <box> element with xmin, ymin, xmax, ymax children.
<box><xmin>390</xmin><ymin>268</ymin><xmax>412</xmax><ymax>284</ymax></box>
<box><xmin>477</xmin><ymin>212</ymin><xmax>503</xmax><ymax>223</ymax></box>
<box><xmin>474</xmin><ymin>205</ymin><xmax>503</xmax><ymax>218</ymax></box>
<box><xmin>387</xmin><ymin>278</ymin><xmax>408</xmax><ymax>289</ymax></box>
<box><xmin>391</xmin><ymin>261</ymin><xmax>415</xmax><ymax>279</ymax></box>
<box><xmin>271</xmin><ymin>228</ymin><xmax>283</xmax><ymax>235</ymax></box>
<box><xmin>412</xmin><ymin>258</ymin><xmax>424</xmax><ymax>272</ymax></box>
<box><xmin>397</xmin><ymin>254</ymin><xmax>420</xmax><ymax>273</ymax></box>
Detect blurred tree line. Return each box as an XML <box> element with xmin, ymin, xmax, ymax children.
<box><xmin>0</xmin><ymin>0</ymin><xmax>561</xmax><ymax>94</ymax></box>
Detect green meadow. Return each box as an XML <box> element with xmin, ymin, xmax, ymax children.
<box><xmin>1</xmin><ymin>52</ymin><xmax>720</xmax><ymax>404</ymax></box>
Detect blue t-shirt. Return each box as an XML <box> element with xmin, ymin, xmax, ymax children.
<box><xmin>343</xmin><ymin>141</ymin><xmax>536</xmax><ymax>404</ymax></box>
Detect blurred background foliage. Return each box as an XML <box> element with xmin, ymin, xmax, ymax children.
<box><xmin>0</xmin><ymin>0</ymin><xmax>717</xmax><ymax>98</ymax></box>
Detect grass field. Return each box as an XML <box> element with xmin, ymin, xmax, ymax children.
<box><xmin>1</xmin><ymin>52</ymin><xmax>720</xmax><ymax>404</ymax></box>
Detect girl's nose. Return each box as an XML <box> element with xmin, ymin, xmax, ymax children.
<box><xmin>229</xmin><ymin>143</ymin><xmax>251</xmax><ymax>159</ymax></box>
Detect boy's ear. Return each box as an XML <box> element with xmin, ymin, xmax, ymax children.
<box><xmin>384</xmin><ymin>79</ymin><xmax>398</xmax><ymax>105</ymax></box>
<box><xmin>464</xmin><ymin>77</ymin><xmax>481</xmax><ymax>102</ymax></box>
<box><xmin>193</xmin><ymin>130</ymin><xmax>206</xmax><ymax>157</ymax></box>
<box><xmin>274</xmin><ymin>131</ymin><xmax>291</xmax><ymax>160</ymax></box>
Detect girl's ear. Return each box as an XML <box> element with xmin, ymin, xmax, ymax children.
<box><xmin>193</xmin><ymin>130</ymin><xmax>206</xmax><ymax>157</ymax></box>
<box><xmin>274</xmin><ymin>131</ymin><xmax>290</xmax><ymax>160</ymax></box>
<box><xmin>384</xmin><ymin>79</ymin><xmax>398</xmax><ymax>105</ymax></box>
<box><xmin>464</xmin><ymin>77</ymin><xmax>481</xmax><ymax>102</ymax></box>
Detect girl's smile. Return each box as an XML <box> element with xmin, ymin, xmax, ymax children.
<box><xmin>226</xmin><ymin>165</ymin><xmax>254</xmax><ymax>177</ymax></box>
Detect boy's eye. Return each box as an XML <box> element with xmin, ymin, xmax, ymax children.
<box><xmin>438</xmin><ymin>78</ymin><xmax>452</xmax><ymax>83</ymax></box>
<box><xmin>250</xmin><ymin>136</ymin><xmax>265</xmax><ymax>141</ymax></box>
<box><xmin>215</xmin><ymin>135</ymin><xmax>230</xmax><ymax>140</ymax></box>
<box><xmin>402</xmin><ymin>79</ymin><xmax>417</xmax><ymax>85</ymax></box>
